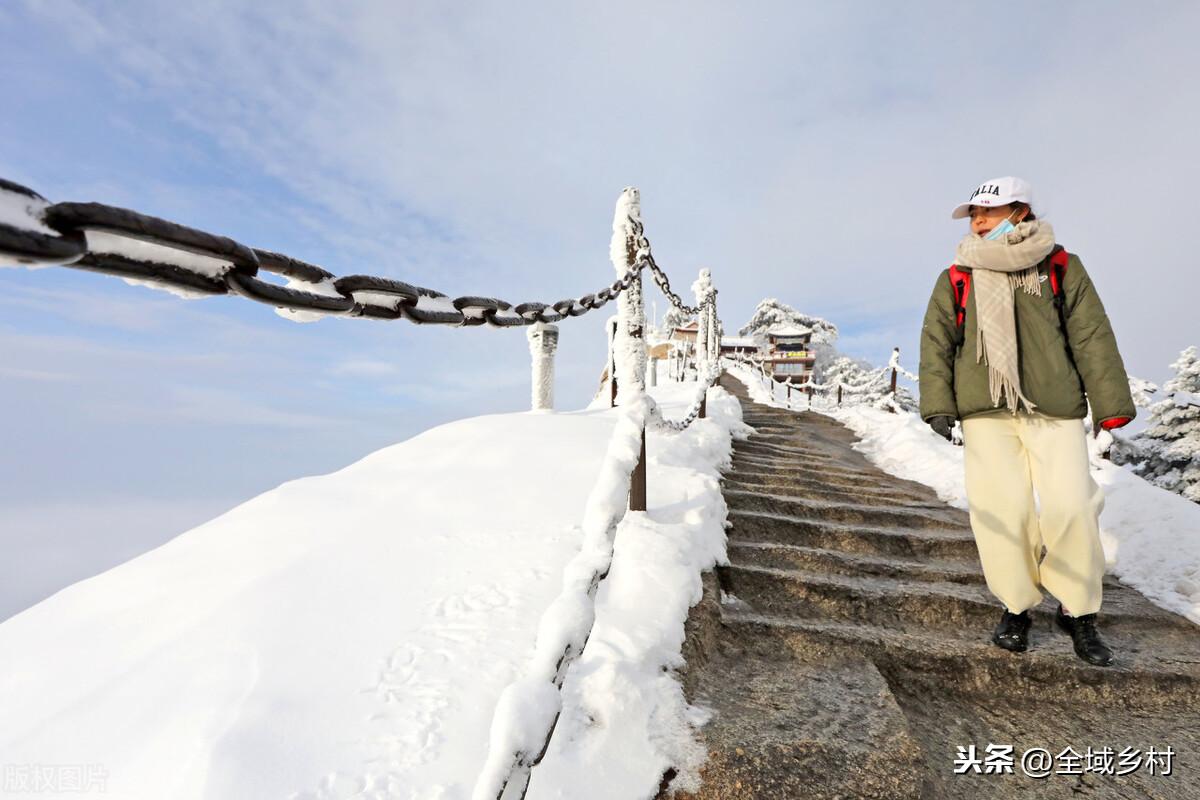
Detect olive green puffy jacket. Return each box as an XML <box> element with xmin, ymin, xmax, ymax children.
<box><xmin>918</xmin><ymin>247</ymin><xmax>1136</xmax><ymax>426</ymax></box>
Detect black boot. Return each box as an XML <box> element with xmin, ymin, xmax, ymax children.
<box><xmin>992</xmin><ymin>608</ymin><xmax>1031</xmax><ymax>652</ymax></box>
<box><xmin>1055</xmin><ymin>603</ymin><xmax>1114</xmax><ymax>666</ymax></box>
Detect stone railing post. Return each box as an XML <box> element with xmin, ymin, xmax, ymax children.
<box><xmin>526</xmin><ymin>322</ymin><xmax>558</xmax><ymax>411</ymax></box>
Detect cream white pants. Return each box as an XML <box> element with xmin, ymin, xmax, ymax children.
<box><xmin>961</xmin><ymin>412</ymin><xmax>1107</xmax><ymax>616</ymax></box>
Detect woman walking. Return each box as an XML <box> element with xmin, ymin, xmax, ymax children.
<box><xmin>918</xmin><ymin>176</ymin><xmax>1136</xmax><ymax>667</ymax></box>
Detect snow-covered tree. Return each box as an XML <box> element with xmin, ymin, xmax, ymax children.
<box><xmin>1129</xmin><ymin>375</ymin><xmax>1161</xmax><ymax>409</ymax></box>
<box><xmin>1112</xmin><ymin>346</ymin><xmax>1200</xmax><ymax>503</ymax></box>
<box><xmin>658</xmin><ymin>305</ymin><xmax>692</xmax><ymax>339</ymax></box>
<box><xmin>821</xmin><ymin>353</ymin><xmax>877</xmax><ymax>388</ymax></box>
<box><xmin>739</xmin><ymin>298</ymin><xmax>839</xmax><ymax>346</ymax></box>
<box><xmin>740</xmin><ymin>298</ymin><xmax>840</xmax><ymax>377</ymax></box>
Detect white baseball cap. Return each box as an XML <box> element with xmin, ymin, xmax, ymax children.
<box><xmin>951</xmin><ymin>176</ymin><xmax>1034</xmax><ymax>219</ymax></box>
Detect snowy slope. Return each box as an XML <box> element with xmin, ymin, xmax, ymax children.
<box><xmin>730</xmin><ymin>363</ymin><xmax>1200</xmax><ymax>626</ymax></box>
<box><xmin>0</xmin><ymin>380</ymin><xmax>747</xmax><ymax>799</ymax></box>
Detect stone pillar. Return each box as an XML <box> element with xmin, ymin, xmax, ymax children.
<box><xmin>526</xmin><ymin>322</ymin><xmax>558</xmax><ymax>411</ymax></box>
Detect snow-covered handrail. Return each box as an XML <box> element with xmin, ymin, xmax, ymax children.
<box><xmin>723</xmin><ymin>353</ymin><xmax>888</xmax><ymax>395</ymax></box>
<box><xmin>888</xmin><ymin>346</ymin><xmax>919</xmax><ymax>382</ymax></box>
<box><xmin>647</xmin><ymin>363</ymin><xmax>723</xmax><ymax>432</ymax></box>
<box><xmin>472</xmin><ymin>395</ymin><xmax>651</xmax><ymax>800</ymax></box>
<box><xmin>803</xmin><ymin>366</ymin><xmax>890</xmax><ymax>394</ymax></box>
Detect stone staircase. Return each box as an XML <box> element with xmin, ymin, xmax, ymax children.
<box><xmin>669</xmin><ymin>374</ymin><xmax>1200</xmax><ymax>799</ymax></box>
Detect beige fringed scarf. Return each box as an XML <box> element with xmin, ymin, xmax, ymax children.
<box><xmin>954</xmin><ymin>219</ymin><xmax>1057</xmax><ymax>414</ymax></box>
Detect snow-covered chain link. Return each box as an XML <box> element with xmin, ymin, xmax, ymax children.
<box><xmin>629</xmin><ymin>216</ymin><xmax>715</xmax><ymax>317</ymax></box>
<box><xmin>647</xmin><ymin>364</ymin><xmax>723</xmax><ymax>431</ymax></box>
<box><xmin>0</xmin><ymin>177</ymin><xmax>651</xmax><ymax>328</ymax></box>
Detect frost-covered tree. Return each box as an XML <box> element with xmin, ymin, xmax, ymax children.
<box><xmin>1128</xmin><ymin>376</ymin><xmax>1161</xmax><ymax>409</ymax></box>
<box><xmin>739</xmin><ymin>298</ymin><xmax>839</xmax><ymax>346</ymax></box>
<box><xmin>1112</xmin><ymin>346</ymin><xmax>1200</xmax><ymax>503</ymax></box>
<box><xmin>658</xmin><ymin>305</ymin><xmax>692</xmax><ymax>339</ymax></box>
<box><xmin>740</xmin><ymin>298</ymin><xmax>840</xmax><ymax>376</ymax></box>
<box><xmin>821</xmin><ymin>354</ymin><xmax>876</xmax><ymax>388</ymax></box>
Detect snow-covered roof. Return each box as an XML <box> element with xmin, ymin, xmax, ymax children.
<box><xmin>673</xmin><ymin>320</ymin><xmax>699</xmax><ymax>331</ymax></box>
<box><xmin>766</xmin><ymin>323</ymin><xmax>812</xmax><ymax>337</ymax></box>
<box><xmin>720</xmin><ymin>336</ymin><xmax>759</xmax><ymax>348</ymax></box>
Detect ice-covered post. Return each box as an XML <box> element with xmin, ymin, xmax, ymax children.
<box><xmin>526</xmin><ymin>322</ymin><xmax>558</xmax><ymax>411</ymax></box>
<box><xmin>608</xmin><ymin>317</ymin><xmax>619</xmax><ymax>408</ymax></box>
<box><xmin>888</xmin><ymin>346</ymin><xmax>900</xmax><ymax>415</ymax></box>
<box><xmin>692</xmin><ymin>268</ymin><xmax>713</xmax><ymax>374</ymax></box>
<box><xmin>611</xmin><ymin>188</ymin><xmax>646</xmax><ymax>403</ymax></box>
<box><xmin>611</xmin><ymin>188</ymin><xmax>647</xmax><ymax>512</ymax></box>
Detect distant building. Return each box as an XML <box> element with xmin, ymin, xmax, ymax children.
<box><xmin>765</xmin><ymin>324</ymin><xmax>815</xmax><ymax>383</ymax></box>
<box><xmin>719</xmin><ymin>336</ymin><xmax>760</xmax><ymax>357</ymax></box>
<box><xmin>671</xmin><ymin>320</ymin><xmax>699</xmax><ymax>344</ymax></box>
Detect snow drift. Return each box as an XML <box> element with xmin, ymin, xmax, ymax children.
<box><xmin>0</xmin><ymin>380</ymin><xmax>748</xmax><ymax>799</ymax></box>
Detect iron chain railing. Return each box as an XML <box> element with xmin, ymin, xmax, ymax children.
<box><xmin>647</xmin><ymin>364</ymin><xmax>723</xmax><ymax>431</ymax></box>
<box><xmin>0</xmin><ymin>177</ymin><xmax>665</xmax><ymax>328</ymax></box>
<box><xmin>630</xmin><ymin>216</ymin><xmax>713</xmax><ymax>317</ymax></box>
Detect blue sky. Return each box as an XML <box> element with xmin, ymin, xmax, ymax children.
<box><xmin>2</xmin><ymin>1</ymin><xmax>1198</xmax><ymax>619</ymax></box>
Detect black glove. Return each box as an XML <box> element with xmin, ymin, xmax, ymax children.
<box><xmin>928</xmin><ymin>415</ymin><xmax>954</xmax><ymax>442</ymax></box>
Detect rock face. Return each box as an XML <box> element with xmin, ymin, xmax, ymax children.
<box><xmin>669</xmin><ymin>375</ymin><xmax>1200</xmax><ymax>799</ymax></box>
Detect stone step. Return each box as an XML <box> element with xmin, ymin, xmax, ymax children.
<box><xmin>727</xmin><ymin>540</ymin><xmax>986</xmax><ymax>585</ymax></box>
<box><xmin>718</xmin><ymin>563</ymin><xmax>1178</xmax><ymax>638</ymax></box>
<box><xmin>729</xmin><ymin>439</ymin><xmax>845</xmax><ymax>461</ymax></box>
<box><xmin>725</xmin><ymin>463</ymin><xmax>938</xmax><ymax>494</ymax></box>
<box><xmin>724</xmin><ymin>488</ymin><xmax>971</xmax><ymax>531</ymax></box>
<box><xmin>727</xmin><ymin>508</ymin><xmax>979</xmax><ymax>561</ymax></box>
<box><xmin>726</xmin><ymin>454</ymin><xmax>879</xmax><ymax>483</ymax></box>
<box><xmin>722</xmin><ymin>475</ymin><xmax>946</xmax><ymax>508</ymax></box>
<box><xmin>724</xmin><ymin>472</ymin><xmax>934</xmax><ymax>502</ymax></box>
<box><xmin>724</xmin><ymin>464</ymin><xmax>919</xmax><ymax>496</ymax></box>
<box><xmin>678</xmin><ymin>638</ymin><xmax>926</xmax><ymax>799</ymax></box>
<box><xmin>719</xmin><ymin>609</ymin><xmax>1200</xmax><ymax>711</ymax></box>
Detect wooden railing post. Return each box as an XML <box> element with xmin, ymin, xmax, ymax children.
<box><xmin>630</xmin><ymin>424</ymin><xmax>647</xmax><ymax>511</ymax></box>
<box><xmin>611</xmin><ymin>188</ymin><xmax>648</xmax><ymax>512</ymax></box>
<box><xmin>888</xmin><ymin>346</ymin><xmax>899</xmax><ymax>414</ymax></box>
<box><xmin>609</xmin><ymin>318</ymin><xmax>618</xmax><ymax>408</ymax></box>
